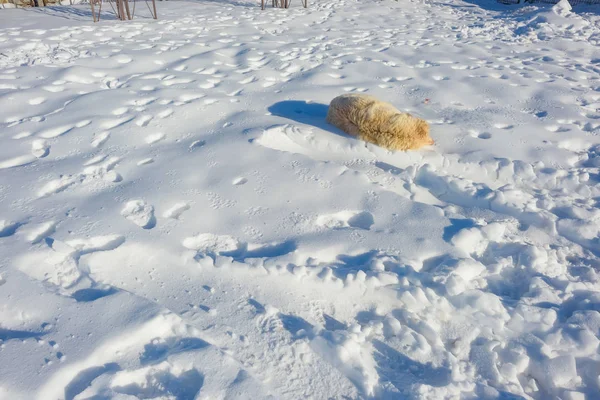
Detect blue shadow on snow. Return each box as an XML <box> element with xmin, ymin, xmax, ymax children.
<box><xmin>268</xmin><ymin>100</ymin><xmax>350</xmax><ymax>138</ymax></box>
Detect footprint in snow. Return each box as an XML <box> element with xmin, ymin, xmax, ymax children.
<box><xmin>115</xmin><ymin>55</ymin><xmax>133</xmax><ymax>64</ymax></box>
<box><xmin>32</xmin><ymin>140</ymin><xmax>50</xmax><ymax>158</ymax></box>
<box><xmin>38</xmin><ymin>125</ymin><xmax>74</xmax><ymax>139</ymax></box>
<box><xmin>137</xmin><ymin>158</ymin><xmax>154</xmax><ymax>166</ymax></box>
<box><xmin>163</xmin><ymin>202</ymin><xmax>190</xmax><ymax>220</ymax></box>
<box><xmin>121</xmin><ymin>200</ymin><xmax>156</xmax><ymax>229</ymax></box>
<box><xmin>0</xmin><ymin>220</ymin><xmax>23</xmax><ymax>237</ymax></box>
<box><xmin>28</xmin><ymin>97</ymin><xmax>46</xmax><ymax>105</ymax></box>
<box><xmin>156</xmin><ymin>109</ymin><xmax>173</xmax><ymax>119</ymax></box>
<box><xmin>239</xmin><ymin>76</ymin><xmax>257</xmax><ymax>85</ymax></box>
<box><xmin>146</xmin><ymin>133</ymin><xmax>166</xmax><ymax>145</ymax></box>
<box><xmin>189</xmin><ymin>140</ymin><xmax>206</xmax><ymax>150</ymax></box>
<box><xmin>316</xmin><ymin>211</ymin><xmax>374</xmax><ymax>230</ymax></box>
<box><xmin>75</xmin><ymin>120</ymin><xmax>92</xmax><ymax>128</ymax></box>
<box><xmin>112</xmin><ymin>107</ymin><xmax>129</xmax><ymax>116</ymax></box>
<box><xmin>469</xmin><ymin>130</ymin><xmax>491</xmax><ymax>140</ymax></box>
<box><xmin>91</xmin><ymin>132</ymin><xmax>110</xmax><ymax>148</ymax></box>
<box><xmin>101</xmin><ymin>116</ymin><xmax>134</xmax><ymax>130</ymax></box>
<box><xmin>13</xmin><ymin>131</ymin><xmax>33</xmax><ymax>139</ymax></box>
<box><xmin>135</xmin><ymin>115</ymin><xmax>153</xmax><ymax>127</ymax></box>
<box><xmin>545</xmin><ymin>125</ymin><xmax>570</xmax><ymax>133</ymax></box>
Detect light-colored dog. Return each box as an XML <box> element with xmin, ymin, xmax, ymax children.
<box><xmin>326</xmin><ymin>94</ymin><xmax>433</xmax><ymax>151</ymax></box>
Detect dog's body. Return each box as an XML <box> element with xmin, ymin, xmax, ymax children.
<box><xmin>326</xmin><ymin>94</ymin><xmax>433</xmax><ymax>151</ymax></box>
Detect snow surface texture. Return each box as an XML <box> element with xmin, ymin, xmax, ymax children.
<box><xmin>1</xmin><ymin>0</ymin><xmax>600</xmax><ymax>399</ymax></box>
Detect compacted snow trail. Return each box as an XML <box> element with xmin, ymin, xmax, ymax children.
<box><xmin>1</xmin><ymin>0</ymin><xmax>600</xmax><ymax>398</ymax></box>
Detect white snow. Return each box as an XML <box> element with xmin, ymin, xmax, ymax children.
<box><xmin>1</xmin><ymin>0</ymin><xmax>600</xmax><ymax>398</ymax></box>
<box><xmin>182</xmin><ymin>233</ymin><xmax>241</xmax><ymax>254</ymax></box>
<box><xmin>121</xmin><ymin>200</ymin><xmax>156</xmax><ymax>229</ymax></box>
<box><xmin>163</xmin><ymin>202</ymin><xmax>191</xmax><ymax>219</ymax></box>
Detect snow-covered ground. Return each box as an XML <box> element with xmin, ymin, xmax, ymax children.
<box><xmin>1</xmin><ymin>0</ymin><xmax>600</xmax><ymax>398</ymax></box>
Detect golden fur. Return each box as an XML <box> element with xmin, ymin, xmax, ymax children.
<box><xmin>326</xmin><ymin>94</ymin><xmax>433</xmax><ymax>151</ymax></box>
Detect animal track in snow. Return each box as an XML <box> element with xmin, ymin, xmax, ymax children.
<box><xmin>206</xmin><ymin>192</ymin><xmax>236</xmax><ymax>209</ymax></box>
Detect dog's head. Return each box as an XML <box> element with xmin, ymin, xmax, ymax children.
<box><xmin>415</xmin><ymin>119</ymin><xmax>434</xmax><ymax>147</ymax></box>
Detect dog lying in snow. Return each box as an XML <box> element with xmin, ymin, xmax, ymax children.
<box><xmin>326</xmin><ymin>93</ymin><xmax>433</xmax><ymax>151</ymax></box>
